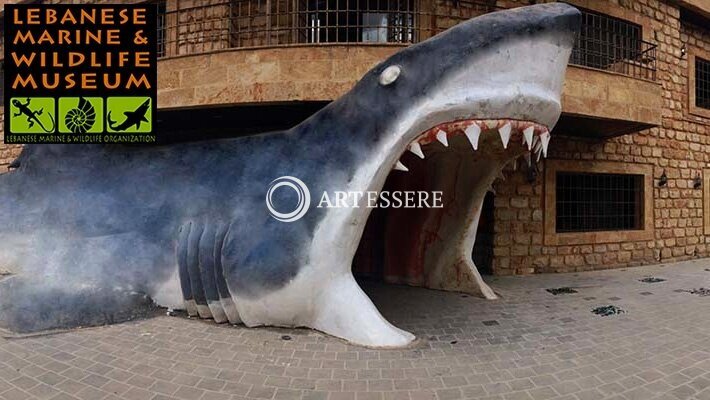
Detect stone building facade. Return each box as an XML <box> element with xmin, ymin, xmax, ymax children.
<box><xmin>492</xmin><ymin>0</ymin><xmax>710</xmax><ymax>275</ymax></box>
<box><xmin>0</xmin><ymin>0</ymin><xmax>709</xmax><ymax>278</ymax></box>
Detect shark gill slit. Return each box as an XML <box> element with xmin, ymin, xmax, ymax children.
<box><xmin>198</xmin><ymin>223</ymin><xmax>228</xmax><ymax>323</ymax></box>
<box><xmin>185</xmin><ymin>222</ymin><xmax>212</xmax><ymax>318</ymax></box>
<box><xmin>177</xmin><ymin>222</ymin><xmax>198</xmax><ymax>316</ymax></box>
<box><xmin>214</xmin><ymin>222</ymin><xmax>241</xmax><ymax>324</ymax></box>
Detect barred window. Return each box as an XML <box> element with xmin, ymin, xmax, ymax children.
<box><xmin>155</xmin><ymin>1</ymin><xmax>167</xmax><ymax>57</ymax></box>
<box><xmin>304</xmin><ymin>0</ymin><xmax>416</xmax><ymax>44</ymax></box>
<box><xmin>696</xmin><ymin>57</ymin><xmax>710</xmax><ymax>110</ymax></box>
<box><xmin>570</xmin><ymin>8</ymin><xmax>652</xmax><ymax>79</ymax></box>
<box><xmin>556</xmin><ymin>172</ymin><xmax>644</xmax><ymax>233</ymax></box>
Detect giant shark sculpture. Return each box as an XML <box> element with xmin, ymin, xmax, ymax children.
<box><xmin>0</xmin><ymin>3</ymin><xmax>579</xmax><ymax>347</ymax></box>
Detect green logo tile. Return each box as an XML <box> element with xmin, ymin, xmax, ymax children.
<box><xmin>106</xmin><ymin>97</ymin><xmax>152</xmax><ymax>133</ymax></box>
<box><xmin>58</xmin><ymin>97</ymin><xmax>103</xmax><ymax>134</ymax></box>
<box><xmin>9</xmin><ymin>97</ymin><xmax>56</xmax><ymax>134</ymax></box>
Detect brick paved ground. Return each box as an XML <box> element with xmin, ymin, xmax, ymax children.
<box><xmin>0</xmin><ymin>260</ymin><xmax>709</xmax><ymax>400</ymax></box>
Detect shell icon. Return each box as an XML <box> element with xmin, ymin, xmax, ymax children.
<box><xmin>64</xmin><ymin>97</ymin><xmax>96</xmax><ymax>134</ymax></box>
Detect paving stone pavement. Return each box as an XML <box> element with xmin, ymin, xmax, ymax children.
<box><xmin>1</xmin><ymin>259</ymin><xmax>709</xmax><ymax>400</ymax></box>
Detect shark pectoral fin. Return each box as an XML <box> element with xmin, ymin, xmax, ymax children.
<box><xmin>311</xmin><ymin>274</ymin><xmax>415</xmax><ymax>348</ymax></box>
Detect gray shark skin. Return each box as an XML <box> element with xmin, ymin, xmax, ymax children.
<box><xmin>0</xmin><ymin>3</ymin><xmax>580</xmax><ymax>347</ymax></box>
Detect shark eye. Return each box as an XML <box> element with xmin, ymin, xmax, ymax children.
<box><xmin>379</xmin><ymin>65</ymin><xmax>401</xmax><ymax>86</ymax></box>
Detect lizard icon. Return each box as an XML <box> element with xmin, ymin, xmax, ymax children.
<box><xmin>11</xmin><ymin>98</ymin><xmax>55</xmax><ymax>133</ymax></box>
<box><xmin>107</xmin><ymin>99</ymin><xmax>151</xmax><ymax>132</ymax></box>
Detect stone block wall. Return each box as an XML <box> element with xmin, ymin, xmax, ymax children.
<box><xmin>0</xmin><ymin>109</ymin><xmax>25</xmax><ymax>168</ymax></box>
<box><xmin>157</xmin><ymin>45</ymin><xmax>399</xmax><ymax>108</ymax></box>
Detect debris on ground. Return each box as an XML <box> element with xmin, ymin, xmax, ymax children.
<box><xmin>592</xmin><ymin>305</ymin><xmax>625</xmax><ymax>316</ymax></box>
<box><xmin>683</xmin><ymin>288</ymin><xmax>710</xmax><ymax>297</ymax></box>
<box><xmin>0</xmin><ymin>267</ymin><xmax>11</xmax><ymax>276</ymax></box>
<box><xmin>639</xmin><ymin>277</ymin><xmax>666</xmax><ymax>283</ymax></box>
<box><xmin>546</xmin><ymin>287</ymin><xmax>578</xmax><ymax>295</ymax></box>
<box><xmin>166</xmin><ymin>308</ymin><xmax>175</xmax><ymax>316</ymax></box>
<box><xmin>281</xmin><ymin>335</ymin><xmax>292</xmax><ymax>341</ymax></box>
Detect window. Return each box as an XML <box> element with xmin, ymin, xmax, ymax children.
<box><xmin>571</xmin><ymin>9</ymin><xmax>642</xmax><ymax>69</ymax></box>
<box><xmin>361</xmin><ymin>13</ymin><xmax>388</xmax><ymax>43</ymax></box>
<box><xmin>305</xmin><ymin>0</ymin><xmax>416</xmax><ymax>44</ymax></box>
<box><xmin>155</xmin><ymin>1</ymin><xmax>167</xmax><ymax>57</ymax></box>
<box><xmin>689</xmin><ymin>50</ymin><xmax>710</xmax><ymax>118</ymax></box>
<box><xmin>696</xmin><ymin>57</ymin><xmax>710</xmax><ymax>110</ymax></box>
<box><xmin>556</xmin><ymin>172</ymin><xmax>644</xmax><ymax>233</ymax></box>
<box><xmin>544</xmin><ymin>161</ymin><xmax>653</xmax><ymax>246</ymax></box>
<box><xmin>570</xmin><ymin>9</ymin><xmax>655</xmax><ymax>80</ymax></box>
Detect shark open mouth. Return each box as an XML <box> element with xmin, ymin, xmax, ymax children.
<box><xmin>352</xmin><ymin>117</ymin><xmax>552</xmax><ymax>304</ymax></box>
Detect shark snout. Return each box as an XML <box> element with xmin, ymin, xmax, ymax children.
<box><xmin>381</xmin><ymin>3</ymin><xmax>581</xmax><ymax>172</ymax></box>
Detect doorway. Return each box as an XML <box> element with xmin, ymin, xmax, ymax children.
<box><xmin>472</xmin><ymin>191</ymin><xmax>494</xmax><ymax>276</ymax></box>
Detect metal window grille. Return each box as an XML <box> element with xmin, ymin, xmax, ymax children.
<box><xmin>570</xmin><ymin>8</ymin><xmax>656</xmax><ymax>80</ymax></box>
<box><xmin>158</xmin><ymin>1</ymin><xmax>495</xmax><ymax>55</ymax></box>
<box><xmin>696</xmin><ymin>57</ymin><xmax>710</xmax><ymax>110</ymax></box>
<box><xmin>156</xmin><ymin>1</ymin><xmax>167</xmax><ymax>58</ymax></box>
<box><xmin>556</xmin><ymin>172</ymin><xmax>644</xmax><ymax>233</ymax></box>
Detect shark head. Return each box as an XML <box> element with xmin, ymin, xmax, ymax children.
<box><xmin>303</xmin><ymin>2</ymin><xmax>580</xmax><ymax>232</ymax></box>
<box><xmin>292</xmin><ymin>3</ymin><xmax>582</xmax><ymax>347</ymax></box>
<box><xmin>340</xmin><ymin>2</ymin><xmax>580</xmax><ymax>163</ymax></box>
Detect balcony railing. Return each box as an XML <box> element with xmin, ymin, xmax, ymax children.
<box><xmin>157</xmin><ymin>0</ymin><xmax>497</xmax><ymax>56</ymax></box>
<box><xmin>0</xmin><ymin>1</ymin><xmax>657</xmax><ymax>81</ymax></box>
<box><xmin>570</xmin><ymin>9</ymin><xmax>657</xmax><ymax>80</ymax></box>
<box><xmin>157</xmin><ymin>1</ymin><xmax>656</xmax><ymax>80</ymax></box>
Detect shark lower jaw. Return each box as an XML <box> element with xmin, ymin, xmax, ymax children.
<box><xmin>392</xmin><ymin>117</ymin><xmax>552</xmax><ymax>172</ymax></box>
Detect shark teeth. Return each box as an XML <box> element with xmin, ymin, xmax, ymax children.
<box><xmin>408</xmin><ymin>142</ymin><xmax>425</xmax><ymax>159</ymax></box>
<box><xmin>523</xmin><ymin>126</ymin><xmax>534</xmax><ymax>151</ymax></box>
<box><xmin>540</xmin><ymin>130</ymin><xmax>551</xmax><ymax>157</ymax></box>
<box><xmin>498</xmin><ymin>123</ymin><xmax>511</xmax><ymax>149</ymax></box>
<box><xmin>533</xmin><ymin>140</ymin><xmax>543</xmax><ymax>162</ymax></box>
<box><xmin>402</xmin><ymin>119</ymin><xmax>551</xmax><ymax>172</ymax></box>
<box><xmin>394</xmin><ymin>161</ymin><xmax>409</xmax><ymax>172</ymax></box>
<box><xmin>436</xmin><ymin>130</ymin><xmax>449</xmax><ymax>147</ymax></box>
<box><xmin>464</xmin><ymin>124</ymin><xmax>480</xmax><ymax>150</ymax></box>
